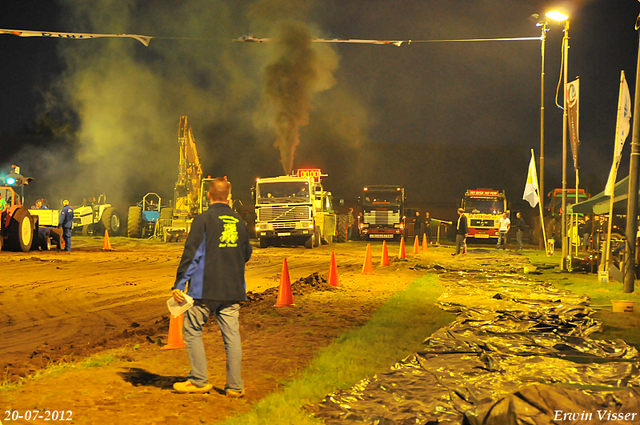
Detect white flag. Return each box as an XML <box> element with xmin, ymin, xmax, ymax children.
<box><xmin>523</xmin><ymin>152</ymin><xmax>539</xmax><ymax>208</ymax></box>
<box><xmin>604</xmin><ymin>71</ymin><xmax>632</xmax><ymax>196</ymax></box>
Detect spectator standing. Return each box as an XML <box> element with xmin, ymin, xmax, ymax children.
<box><xmin>496</xmin><ymin>212</ymin><xmax>510</xmax><ymax>250</ymax></box>
<box><xmin>171</xmin><ymin>178</ymin><xmax>252</xmax><ymax>397</ymax></box>
<box><xmin>580</xmin><ymin>215</ymin><xmax>593</xmax><ymax>251</ymax></box>
<box><xmin>58</xmin><ymin>200</ymin><xmax>74</xmax><ymax>251</ymax></box>
<box><xmin>513</xmin><ymin>212</ymin><xmax>526</xmax><ymax>251</ymax></box>
<box><xmin>413</xmin><ymin>211</ymin><xmax>423</xmax><ymax>238</ymax></box>
<box><xmin>425</xmin><ymin>211</ymin><xmax>432</xmax><ymax>243</ymax></box>
<box><xmin>454</xmin><ymin>208</ymin><xmax>468</xmax><ymax>255</ymax></box>
<box><xmin>347</xmin><ymin>208</ymin><xmax>355</xmax><ymax>241</ymax></box>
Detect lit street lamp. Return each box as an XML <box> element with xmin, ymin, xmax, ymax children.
<box><xmin>530</xmin><ymin>14</ymin><xmax>550</xmax><ymax>250</ymax></box>
<box><xmin>545</xmin><ymin>10</ymin><xmax>570</xmax><ymax>270</ymax></box>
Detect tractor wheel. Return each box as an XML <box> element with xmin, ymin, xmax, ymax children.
<box><xmin>0</xmin><ymin>234</ymin><xmax>3</xmax><ymax>251</ymax></box>
<box><xmin>336</xmin><ymin>215</ymin><xmax>348</xmax><ymax>243</ymax></box>
<box><xmin>82</xmin><ymin>224</ymin><xmax>95</xmax><ymax>236</ymax></box>
<box><xmin>102</xmin><ymin>208</ymin><xmax>121</xmax><ymax>236</ymax></box>
<box><xmin>8</xmin><ymin>208</ymin><xmax>34</xmax><ymax>252</ymax></box>
<box><xmin>40</xmin><ymin>234</ymin><xmax>52</xmax><ymax>251</ymax></box>
<box><xmin>50</xmin><ymin>228</ymin><xmax>63</xmax><ymax>249</ymax></box>
<box><xmin>127</xmin><ymin>206</ymin><xmax>143</xmax><ymax>238</ymax></box>
<box><xmin>259</xmin><ymin>238</ymin><xmax>269</xmax><ymax>248</ymax></box>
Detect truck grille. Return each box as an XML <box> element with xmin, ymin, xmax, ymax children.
<box><xmin>364</xmin><ymin>211</ymin><xmax>400</xmax><ymax>225</ymax></box>
<box><xmin>258</xmin><ymin>206</ymin><xmax>311</xmax><ymax>221</ymax></box>
<box><xmin>272</xmin><ymin>222</ymin><xmax>295</xmax><ymax>230</ymax></box>
<box><xmin>470</xmin><ymin>219</ymin><xmax>496</xmax><ymax>227</ymax></box>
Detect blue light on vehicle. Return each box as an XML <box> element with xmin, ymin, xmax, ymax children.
<box><xmin>6</xmin><ymin>177</ymin><xmax>16</xmax><ymax>185</ymax></box>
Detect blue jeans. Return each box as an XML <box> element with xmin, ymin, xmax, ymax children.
<box><xmin>183</xmin><ymin>301</ymin><xmax>243</xmax><ymax>391</ymax></box>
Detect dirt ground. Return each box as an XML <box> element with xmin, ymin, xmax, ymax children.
<box><xmin>0</xmin><ymin>236</ymin><xmax>447</xmax><ymax>424</ymax></box>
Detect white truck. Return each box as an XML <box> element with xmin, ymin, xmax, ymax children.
<box><xmin>254</xmin><ymin>169</ymin><xmax>336</xmax><ymax>249</ymax></box>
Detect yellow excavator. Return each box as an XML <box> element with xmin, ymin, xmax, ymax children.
<box><xmin>161</xmin><ymin>116</ymin><xmax>212</xmax><ymax>241</ymax></box>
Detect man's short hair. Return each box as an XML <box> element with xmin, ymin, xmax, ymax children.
<box><xmin>63</xmin><ymin>200</ymin><xmax>70</xmax><ymax>206</ymax></box>
<box><xmin>208</xmin><ymin>177</ymin><xmax>231</xmax><ymax>201</ymax></box>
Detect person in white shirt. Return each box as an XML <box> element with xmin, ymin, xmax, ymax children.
<box><xmin>496</xmin><ymin>212</ymin><xmax>510</xmax><ymax>250</ymax></box>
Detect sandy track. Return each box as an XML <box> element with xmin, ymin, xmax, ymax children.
<box><xmin>0</xmin><ymin>236</ymin><xmax>375</xmax><ymax>373</ymax></box>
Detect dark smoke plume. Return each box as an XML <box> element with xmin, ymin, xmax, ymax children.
<box><xmin>264</xmin><ymin>22</ymin><xmax>319</xmax><ymax>175</ymax></box>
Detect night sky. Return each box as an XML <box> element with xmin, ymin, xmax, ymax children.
<box><xmin>0</xmin><ymin>0</ymin><xmax>639</xmax><ymax>221</ymax></box>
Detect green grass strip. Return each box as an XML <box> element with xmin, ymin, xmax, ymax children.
<box><xmin>1</xmin><ymin>354</ymin><xmax>119</xmax><ymax>392</ymax></box>
<box><xmin>220</xmin><ymin>274</ymin><xmax>454</xmax><ymax>425</ymax></box>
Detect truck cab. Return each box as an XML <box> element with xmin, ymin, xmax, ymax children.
<box><xmin>254</xmin><ymin>169</ymin><xmax>335</xmax><ymax>248</ymax></box>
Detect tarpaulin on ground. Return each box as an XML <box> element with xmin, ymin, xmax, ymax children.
<box><xmin>307</xmin><ymin>254</ymin><xmax>640</xmax><ymax>424</ymax></box>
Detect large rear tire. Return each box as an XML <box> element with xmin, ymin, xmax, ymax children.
<box><xmin>8</xmin><ymin>208</ymin><xmax>34</xmax><ymax>252</ymax></box>
<box><xmin>336</xmin><ymin>215</ymin><xmax>348</xmax><ymax>243</ymax></box>
<box><xmin>102</xmin><ymin>207</ymin><xmax>121</xmax><ymax>236</ymax></box>
<box><xmin>127</xmin><ymin>206</ymin><xmax>142</xmax><ymax>238</ymax></box>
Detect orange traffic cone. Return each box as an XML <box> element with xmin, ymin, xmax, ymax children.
<box><xmin>103</xmin><ymin>230</ymin><xmax>112</xmax><ymax>250</ymax></box>
<box><xmin>398</xmin><ymin>237</ymin><xmax>406</xmax><ymax>259</ymax></box>
<box><xmin>362</xmin><ymin>243</ymin><xmax>374</xmax><ymax>275</ymax></box>
<box><xmin>413</xmin><ymin>235</ymin><xmax>419</xmax><ymax>254</ymax></box>
<box><xmin>328</xmin><ymin>251</ymin><xmax>339</xmax><ymax>287</ymax></box>
<box><xmin>275</xmin><ymin>258</ymin><xmax>295</xmax><ymax>307</ymax></box>
<box><xmin>160</xmin><ymin>313</ymin><xmax>185</xmax><ymax>350</ymax></box>
<box><xmin>381</xmin><ymin>240</ymin><xmax>390</xmax><ymax>266</ymax></box>
<box><xmin>422</xmin><ymin>233</ymin><xmax>428</xmax><ymax>252</ymax></box>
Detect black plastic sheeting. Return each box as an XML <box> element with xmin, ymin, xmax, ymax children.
<box><xmin>307</xmin><ymin>254</ymin><xmax>640</xmax><ymax>424</ymax></box>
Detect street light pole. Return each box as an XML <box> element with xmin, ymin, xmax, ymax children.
<box><xmin>561</xmin><ymin>20</ymin><xmax>570</xmax><ymax>270</ymax></box>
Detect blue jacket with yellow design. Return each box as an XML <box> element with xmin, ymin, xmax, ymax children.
<box><xmin>172</xmin><ymin>202</ymin><xmax>252</xmax><ymax>301</ymax></box>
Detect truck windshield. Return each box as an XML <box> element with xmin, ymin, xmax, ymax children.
<box><xmin>362</xmin><ymin>191</ymin><xmax>402</xmax><ymax>207</ymax></box>
<box><xmin>464</xmin><ymin>199</ymin><xmax>504</xmax><ymax>214</ymax></box>
<box><xmin>257</xmin><ymin>181</ymin><xmax>310</xmax><ymax>204</ymax></box>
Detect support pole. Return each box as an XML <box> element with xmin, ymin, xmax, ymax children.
<box><xmin>561</xmin><ymin>21</ymin><xmax>570</xmax><ymax>270</ymax></box>
<box><xmin>624</xmin><ymin>21</ymin><xmax>640</xmax><ymax>293</ymax></box>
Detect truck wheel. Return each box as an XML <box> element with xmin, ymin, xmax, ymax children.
<box><xmin>8</xmin><ymin>208</ymin><xmax>34</xmax><ymax>252</ymax></box>
<box><xmin>259</xmin><ymin>238</ymin><xmax>269</xmax><ymax>248</ymax></box>
<box><xmin>128</xmin><ymin>206</ymin><xmax>142</xmax><ymax>238</ymax></box>
<box><xmin>0</xmin><ymin>234</ymin><xmax>3</xmax><ymax>251</ymax></box>
<box><xmin>313</xmin><ymin>226</ymin><xmax>321</xmax><ymax>247</ymax></box>
<box><xmin>305</xmin><ymin>234</ymin><xmax>314</xmax><ymax>249</ymax></box>
<box><xmin>102</xmin><ymin>208</ymin><xmax>121</xmax><ymax>236</ymax></box>
<box><xmin>336</xmin><ymin>215</ymin><xmax>348</xmax><ymax>243</ymax></box>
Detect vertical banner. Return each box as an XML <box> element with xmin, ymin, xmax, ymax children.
<box><xmin>605</xmin><ymin>71</ymin><xmax>632</xmax><ymax>196</ymax></box>
<box><xmin>567</xmin><ymin>78</ymin><xmax>580</xmax><ymax>171</ymax></box>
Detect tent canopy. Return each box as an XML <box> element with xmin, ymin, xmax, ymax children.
<box><xmin>567</xmin><ymin>176</ymin><xmax>634</xmax><ymax>215</ymax></box>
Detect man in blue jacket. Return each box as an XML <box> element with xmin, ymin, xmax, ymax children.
<box><xmin>58</xmin><ymin>200</ymin><xmax>74</xmax><ymax>251</ymax></box>
<box><xmin>171</xmin><ymin>177</ymin><xmax>252</xmax><ymax>396</ymax></box>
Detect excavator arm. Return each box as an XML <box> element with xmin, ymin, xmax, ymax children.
<box><xmin>174</xmin><ymin>116</ymin><xmax>203</xmax><ymax>219</ymax></box>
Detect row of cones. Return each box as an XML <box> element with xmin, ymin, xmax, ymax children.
<box><xmin>162</xmin><ymin>251</ymin><xmax>342</xmax><ymax>350</ymax></box>
<box><xmin>362</xmin><ymin>234</ymin><xmax>429</xmax><ymax>275</ymax></box>
<box><xmin>161</xmin><ymin>236</ymin><xmax>428</xmax><ymax>350</ymax></box>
